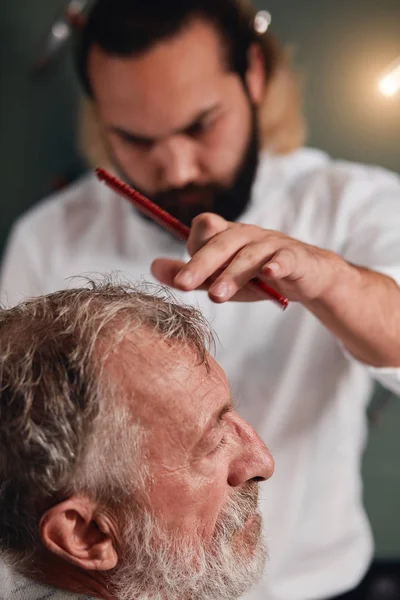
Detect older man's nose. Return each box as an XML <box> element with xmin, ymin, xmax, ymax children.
<box><xmin>227</xmin><ymin>413</ymin><xmax>274</xmax><ymax>487</ymax></box>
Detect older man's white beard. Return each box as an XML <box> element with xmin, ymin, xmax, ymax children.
<box><xmin>110</xmin><ymin>482</ymin><xmax>267</xmax><ymax>600</ymax></box>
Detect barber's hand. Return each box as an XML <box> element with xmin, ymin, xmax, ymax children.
<box><xmin>151</xmin><ymin>213</ymin><xmax>341</xmax><ymax>303</ymax></box>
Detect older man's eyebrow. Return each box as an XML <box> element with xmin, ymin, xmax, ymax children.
<box><xmin>109</xmin><ymin>103</ymin><xmax>222</xmax><ymax>146</ymax></box>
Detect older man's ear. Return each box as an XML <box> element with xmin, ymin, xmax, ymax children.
<box><xmin>39</xmin><ymin>496</ymin><xmax>118</xmax><ymax>571</ymax></box>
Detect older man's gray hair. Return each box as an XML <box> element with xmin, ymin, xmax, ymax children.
<box><xmin>0</xmin><ymin>279</ymin><xmax>213</xmax><ymax>566</ymax></box>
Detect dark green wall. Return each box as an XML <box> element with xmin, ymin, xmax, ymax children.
<box><xmin>0</xmin><ymin>0</ymin><xmax>84</xmax><ymax>255</ymax></box>
<box><xmin>260</xmin><ymin>0</ymin><xmax>400</xmax><ymax>172</ymax></box>
<box><xmin>364</xmin><ymin>397</ymin><xmax>400</xmax><ymax>558</ymax></box>
<box><xmin>1</xmin><ymin>0</ymin><xmax>400</xmax><ymax>557</ymax></box>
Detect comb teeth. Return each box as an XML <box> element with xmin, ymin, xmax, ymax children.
<box><xmin>95</xmin><ymin>167</ymin><xmax>289</xmax><ymax>310</ymax></box>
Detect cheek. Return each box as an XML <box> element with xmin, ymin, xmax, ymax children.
<box><xmin>149</xmin><ymin>466</ymin><xmax>229</xmax><ymax>539</ymax></box>
<box><xmin>201</xmin><ymin>107</ymin><xmax>252</xmax><ymax>186</ymax></box>
<box><xmin>223</xmin><ymin>100</ymin><xmax>252</xmax><ymax>165</ymax></box>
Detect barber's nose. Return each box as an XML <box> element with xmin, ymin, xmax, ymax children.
<box><xmin>227</xmin><ymin>413</ymin><xmax>274</xmax><ymax>487</ymax></box>
<box><xmin>156</xmin><ymin>136</ymin><xmax>201</xmax><ymax>189</ymax></box>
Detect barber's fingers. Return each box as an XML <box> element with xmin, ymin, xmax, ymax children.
<box><xmin>151</xmin><ymin>258</ymin><xmax>212</xmax><ymax>291</ymax></box>
<box><xmin>207</xmin><ymin>241</ymin><xmax>278</xmax><ymax>301</ymax></box>
<box><xmin>187</xmin><ymin>213</ymin><xmax>229</xmax><ymax>256</ymax></box>
<box><xmin>261</xmin><ymin>248</ymin><xmax>299</xmax><ymax>280</ymax></box>
<box><xmin>174</xmin><ymin>224</ymin><xmax>265</xmax><ymax>291</ymax></box>
<box><xmin>151</xmin><ymin>258</ymin><xmax>266</xmax><ymax>302</ymax></box>
<box><xmin>207</xmin><ymin>244</ymin><xmax>300</xmax><ymax>302</ymax></box>
<box><xmin>151</xmin><ymin>259</ymin><xmax>187</xmax><ymax>288</ymax></box>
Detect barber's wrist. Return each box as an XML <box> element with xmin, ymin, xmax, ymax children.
<box><xmin>304</xmin><ymin>253</ymin><xmax>361</xmax><ymax>312</ymax></box>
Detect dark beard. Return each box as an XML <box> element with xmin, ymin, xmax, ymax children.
<box><xmin>114</xmin><ymin>105</ymin><xmax>260</xmax><ymax>229</ymax></box>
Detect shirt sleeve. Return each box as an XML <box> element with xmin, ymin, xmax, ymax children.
<box><xmin>367</xmin><ymin>366</ymin><xmax>400</xmax><ymax>396</ymax></box>
<box><xmin>339</xmin><ymin>164</ymin><xmax>400</xmax><ymax>284</ymax></box>
<box><xmin>335</xmin><ymin>163</ymin><xmax>400</xmax><ymax>394</ymax></box>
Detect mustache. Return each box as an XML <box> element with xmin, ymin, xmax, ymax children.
<box><xmin>152</xmin><ymin>184</ymin><xmax>223</xmax><ymax>228</ymax></box>
<box><xmin>216</xmin><ymin>482</ymin><xmax>260</xmax><ymax>538</ymax></box>
<box><xmin>156</xmin><ymin>183</ymin><xmax>220</xmax><ymax>196</ymax></box>
<box><xmin>154</xmin><ymin>183</ymin><xmax>221</xmax><ymax>207</ymax></box>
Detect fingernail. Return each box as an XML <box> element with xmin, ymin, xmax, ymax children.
<box><xmin>175</xmin><ymin>271</ymin><xmax>193</xmax><ymax>287</ymax></box>
<box><xmin>211</xmin><ymin>282</ymin><xmax>230</xmax><ymax>298</ymax></box>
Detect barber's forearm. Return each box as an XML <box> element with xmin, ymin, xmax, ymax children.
<box><xmin>305</xmin><ymin>261</ymin><xmax>400</xmax><ymax>367</ymax></box>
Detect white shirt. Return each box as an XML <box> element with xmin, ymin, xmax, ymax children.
<box><xmin>2</xmin><ymin>148</ymin><xmax>400</xmax><ymax>600</ymax></box>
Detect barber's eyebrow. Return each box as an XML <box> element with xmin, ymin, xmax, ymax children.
<box><xmin>109</xmin><ymin>103</ymin><xmax>223</xmax><ymax>146</ymax></box>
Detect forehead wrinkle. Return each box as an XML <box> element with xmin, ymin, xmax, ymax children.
<box><xmin>154</xmin><ymin>359</ymin><xmax>218</xmax><ymax>443</ymax></box>
<box><xmin>106</xmin><ymin>331</ymin><xmax>230</xmax><ymax>457</ymax></box>
<box><xmin>102</xmin><ymin>328</ymin><xmax>183</xmax><ymax>410</ymax></box>
<box><xmin>117</xmin><ymin>333</ymin><xmax>211</xmax><ymax>421</ymax></box>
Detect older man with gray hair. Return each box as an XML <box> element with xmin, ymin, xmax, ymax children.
<box><xmin>0</xmin><ymin>280</ymin><xmax>273</xmax><ymax>600</ymax></box>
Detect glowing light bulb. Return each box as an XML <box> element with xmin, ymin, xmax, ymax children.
<box><xmin>52</xmin><ymin>22</ymin><xmax>70</xmax><ymax>41</ymax></box>
<box><xmin>254</xmin><ymin>11</ymin><xmax>272</xmax><ymax>35</ymax></box>
<box><xmin>378</xmin><ymin>57</ymin><xmax>400</xmax><ymax>98</ymax></box>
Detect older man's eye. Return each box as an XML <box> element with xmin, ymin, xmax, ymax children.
<box><xmin>209</xmin><ymin>437</ymin><xmax>228</xmax><ymax>455</ymax></box>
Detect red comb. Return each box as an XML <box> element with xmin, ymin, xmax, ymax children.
<box><xmin>96</xmin><ymin>168</ymin><xmax>289</xmax><ymax>310</ymax></box>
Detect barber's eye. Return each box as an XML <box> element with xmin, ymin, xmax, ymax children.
<box><xmin>136</xmin><ymin>140</ymin><xmax>154</xmax><ymax>150</ymax></box>
<box><xmin>118</xmin><ymin>133</ymin><xmax>154</xmax><ymax>151</ymax></box>
<box><xmin>187</xmin><ymin>119</ymin><xmax>213</xmax><ymax>139</ymax></box>
<box><xmin>131</xmin><ymin>139</ymin><xmax>154</xmax><ymax>151</ymax></box>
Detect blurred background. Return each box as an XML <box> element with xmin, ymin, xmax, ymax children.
<box><xmin>1</xmin><ymin>0</ymin><xmax>400</xmax><ymax>590</ymax></box>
